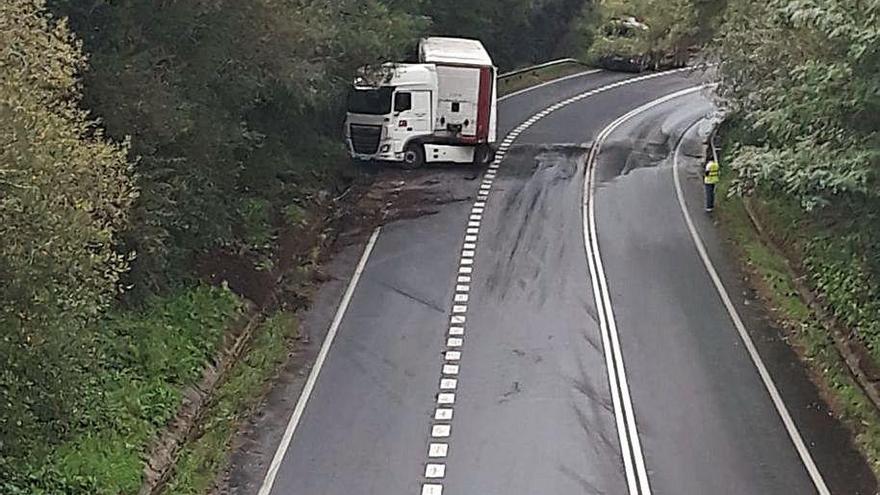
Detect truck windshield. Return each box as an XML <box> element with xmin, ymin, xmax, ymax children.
<box><xmin>347</xmin><ymin>87</ymin><xmax>393</xmax><ymax>115</ymax></box>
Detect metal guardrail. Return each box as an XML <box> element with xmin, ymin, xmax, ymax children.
<box><xmin>498</xmin><ymin>58</ymin><xmax>585</xmax><ymax>79</ymax></box>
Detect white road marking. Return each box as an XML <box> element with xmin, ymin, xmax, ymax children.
<box><xmin>673</xmin><ymin>117</ymin><xmax>831</xmax><ymax>495</ymax></box>
<box><xmin>257</xmin><ymin>228</ymin><xmax>382</xmax><ymax>495</ymax></box>
<box><xmin>429</xmin><ymin>443</ymin><xmax>449</xmax><ymax>458</ymax></box>
<box><xmin>421</xmin><ymin>483</ymin><xmax>443</xmax><ymax>495</ymax></box>
<box><xmin>432</xmin><ymin>424</ymin><xmax>451</xmax><ymax>437</ymax></box>
<box><xmin>440</xmin><ymin>378</ymin><xmax>458</xmax><ymax>390</ymax></box>
<box><xmin>259</xmin><ymin>67</ymin><xmax>702</xmax><ymax>495</ymax></box>
<box><xmin>498</xmin><ymin>69</ymin><xmax>602</xmax><ymax>102</ymax></box>
<box><xmin>445</xmin><ymin>351</ymin><xmax>461</xmax><ymax>361</ymax></box>
<box><xmin>585</xmin><ymin>120</ymin><xmax>641</xmax><ymax>495</ymax></box>
<box><xmin>425</xmin><ymin>463</ymin><xmax>447</xmax><ymax>478</ymax></box>
<box><xmin>584</xmin><ymin>86</ymin><xmax>709</xmax><ymax>495</ymax></box>
<box><xmin>443</xmin><ymin>364</ymin><xmax>460</xmax><ymax>374</ymax></box>
<box><xmin>412</xmin><ymin>68</ymin><xmax>692</xmax><ymax>494</ymax></box>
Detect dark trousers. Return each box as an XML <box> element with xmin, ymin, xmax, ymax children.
<box><xmin>705</xmin><ymin>183</ymin><xmax>716</xmax><ymax>210</ymax></box>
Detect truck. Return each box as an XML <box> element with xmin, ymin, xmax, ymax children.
<box><xmin>344</xmin><ymin>37</ymin><xmax>497</xmax><ymax>169</ymax></box>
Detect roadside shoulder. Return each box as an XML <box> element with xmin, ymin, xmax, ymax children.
<box><xmin>676</xmin><ymin>122</ymin><xmax>880</xmax><ymax>490</ymax></box>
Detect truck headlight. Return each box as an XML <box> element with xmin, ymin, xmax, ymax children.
<box><xmin>380</xmin><ymin>144</ymin><xmax>390</xmax><ymax>152</ymax></box>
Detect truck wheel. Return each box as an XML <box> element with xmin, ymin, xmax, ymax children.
<box><xmin>473</xmin><ymin>144</ymin><xmax>492</xmax><ymax>166</ymax></box>
<box><xmin>402</xmin><ymin>144</ymin><xmax>425</xmax><ymax>169</ymax></box>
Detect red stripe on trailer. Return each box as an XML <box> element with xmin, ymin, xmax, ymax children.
<box><xmin>476</xmin><ymin>67</ymin><xmax>493</xmax><ymax>143</ymax></box>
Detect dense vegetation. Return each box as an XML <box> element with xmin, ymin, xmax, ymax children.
<box><xmin>1</xmin><ymin>0</ymin><xmax>594</xmax><ymax>492</ymax></box>
<box><xmin>587</xmin><ymin>0</ymin><xmax>724</xmax><ymax>67</ymax></box>
<box><xmin>713</xmin><ymin>0</ymin><xmax>880</xmax><ymax>365</ymax></box>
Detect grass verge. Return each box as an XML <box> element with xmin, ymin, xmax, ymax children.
<box><xmin>160</xmin><ymin>311</ymin><xmax>299</xmax><ymax>494</ymax></box>
<box><xmin>40</xmin><ymin>286</ymin><xmax>243</xmax><ymax>494</ymax></box>
<box><xmin>717</xmin><ymin>178</ymin><xmax>880</xmax><ymax>475</ymax></box>
<box><xmin>498</xmin><ymin>61</ymin><xmax>592</xmax><ymax>96</ymax></box>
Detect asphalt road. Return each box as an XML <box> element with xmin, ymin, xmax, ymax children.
<box><xmin>253</xmin><ymin>70</ymin><xmax>876</xmax><ymax>495</ymax></box>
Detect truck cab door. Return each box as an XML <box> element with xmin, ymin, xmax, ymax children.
<box><xmin>392</xmin><ymin>91</ymin><xmax>431</xmax><ymax>143</ymax></box>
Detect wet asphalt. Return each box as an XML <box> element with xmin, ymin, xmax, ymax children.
<box><xmin>258</xmin><ymin>70</ymin><xmax>876</xmax><ymax>495</ymax></box>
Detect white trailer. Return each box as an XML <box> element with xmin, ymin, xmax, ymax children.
<box><xmin>345</xmin><ymin>37</ymin><xmax>497</xmax><ymax>168</ymax></box>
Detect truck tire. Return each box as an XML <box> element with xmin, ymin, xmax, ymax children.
<box><xmin>473</xmin><ymin>144</ymin><xmax>493</xmax><ymax>166</ymax></box>
<box><xmin>402</xmin><ymin>143</ymin><xmax>425</xmax><ymax>169</ymax></box>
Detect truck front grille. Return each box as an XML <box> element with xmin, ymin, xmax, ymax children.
<box><xmin>350</xmin><ymin>124</ymin><xmax>382</xmax><ymax>154</ymax></box>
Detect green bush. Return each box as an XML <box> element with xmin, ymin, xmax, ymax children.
<box><xmin>1</xmin><ymin>285</ymin><xmax>241</xmax><ymax>494</ymax></box>
<box><xmin>714</xmin><ymin>0</ymin><xmax>879</xmax><ymax>207</ymax></box>
<box><xmin>1</xmin><ymin>0</ymin><xmax>135</xmax><ymax>478</ymax></box>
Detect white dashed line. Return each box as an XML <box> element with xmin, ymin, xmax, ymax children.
<box><xmin>434</xmin><ymin>407</ymin><xmax>452</xmax><ymax>421</ymax></box>
<box><xmin>417</xmin><ymin>67</ymin><xmax>691</xmax><ymax>495</ymax></box>
<box><xmin>429</xmin><ymin>443</ymin><xmax>449</xmax><ymax>458</ymax></box>
<box><xmin>443</xmin><ymin>363</ymin><xmax>460</xmax><ymax>374</ymax></box>
<box><xmin>432</xmin><ymin>424</ymin><xmax>451</xmax><ymax>438</ymax></box>
<box><xmin>422</xmin><ymin>483</ymin><xmax>443</xmax><ymax>495</ymax></box>
<box><xmin>440</xmin><ymin>378</ymin><xmax>458</xmax><ymax>389</ymax></box>
<box><xmin>425</xmin><ymin>463</ymin><xmax>446</xmax><ymax>478</ymax></box>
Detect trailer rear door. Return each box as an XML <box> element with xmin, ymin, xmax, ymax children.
<box><xmin>435</xmin><ymin>66</ymin><xmax>480</xmax><ymax>137</ymax></box>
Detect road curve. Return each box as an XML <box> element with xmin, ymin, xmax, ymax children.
<box><xmin>254</xmin><ymin>69</ymin><xmax>876</xmax><ymax>495</ymax></box>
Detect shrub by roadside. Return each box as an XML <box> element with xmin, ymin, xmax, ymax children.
<box><xmin>3</xmin><ymin>286</ymin><xmax>242</xmax><ymax>494</ymax></box>
<box><xmin>161</xmin><ymin>312</ymin><xmax>298</xmax><ymax>494</ymax></box>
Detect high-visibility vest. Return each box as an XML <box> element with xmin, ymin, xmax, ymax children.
<box><xmin>705</xmin><ymin>160</ymin><xmax>720</xmax><ymax>185</ymax></box>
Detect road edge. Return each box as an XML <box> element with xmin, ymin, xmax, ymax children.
<box><xmin>672</xmin><ymin>117</ymin><xmax>831</xmax><ymax>495</ymax></box>
<box><xmin>257</xmin><ymin>228</ymin><xmax>382</xmax><ymax>495</ymax></box>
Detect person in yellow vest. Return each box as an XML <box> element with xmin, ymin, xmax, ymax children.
<box><xmin>704</xmin><ymin>158</ymin><xmax>720</xmax><ymax>212</ymax></box>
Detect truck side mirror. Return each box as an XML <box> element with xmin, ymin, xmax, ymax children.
<box><xmin>394</xmin><ymin>92</ymin><xmax>412</xmax><ymax>113</ymax></box>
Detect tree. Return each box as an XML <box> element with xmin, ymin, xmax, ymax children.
<box><xmin>0</xmin><ymin>0</ymin><xmax>135</xmax><ymax>481</ymax></box>
<box><xmin>588</xmin><ymin>0</ymin><xmax>706</xmax><ymax>67</ymax></box>
<box><xmin>713</xmin><ymin>0</ymin><xmax>880</xmax><ymax>208</ymax></box>
<box><xmin>50</xmin><ymin>0</ymin><xmax>426</xmax><ymax>294</ymax></box>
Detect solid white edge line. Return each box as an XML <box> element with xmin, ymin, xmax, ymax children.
<box><xmin>499</xmin><ymin>69</ymin><xmax>602</xmax><ymax>102</ymax></box>
<box><xmin>257</xmin><ymin>227</ymin><xmax>383</xmax><ymax>495</ymax></box>
<box><xmin>585</xmin><ymin>85</ymin><xmax>707</xmax><ymax>495</ymax></box>
<box><xmin>673</xmin><ymin>119</ymin><xmax>831</xmax><ymax>495</ymax></box>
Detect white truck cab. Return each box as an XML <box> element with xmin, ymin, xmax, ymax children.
<box><xmin>345</xmin><ymin>37</ymin><xmax>497</xmax><ymax>168</ymax></box>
